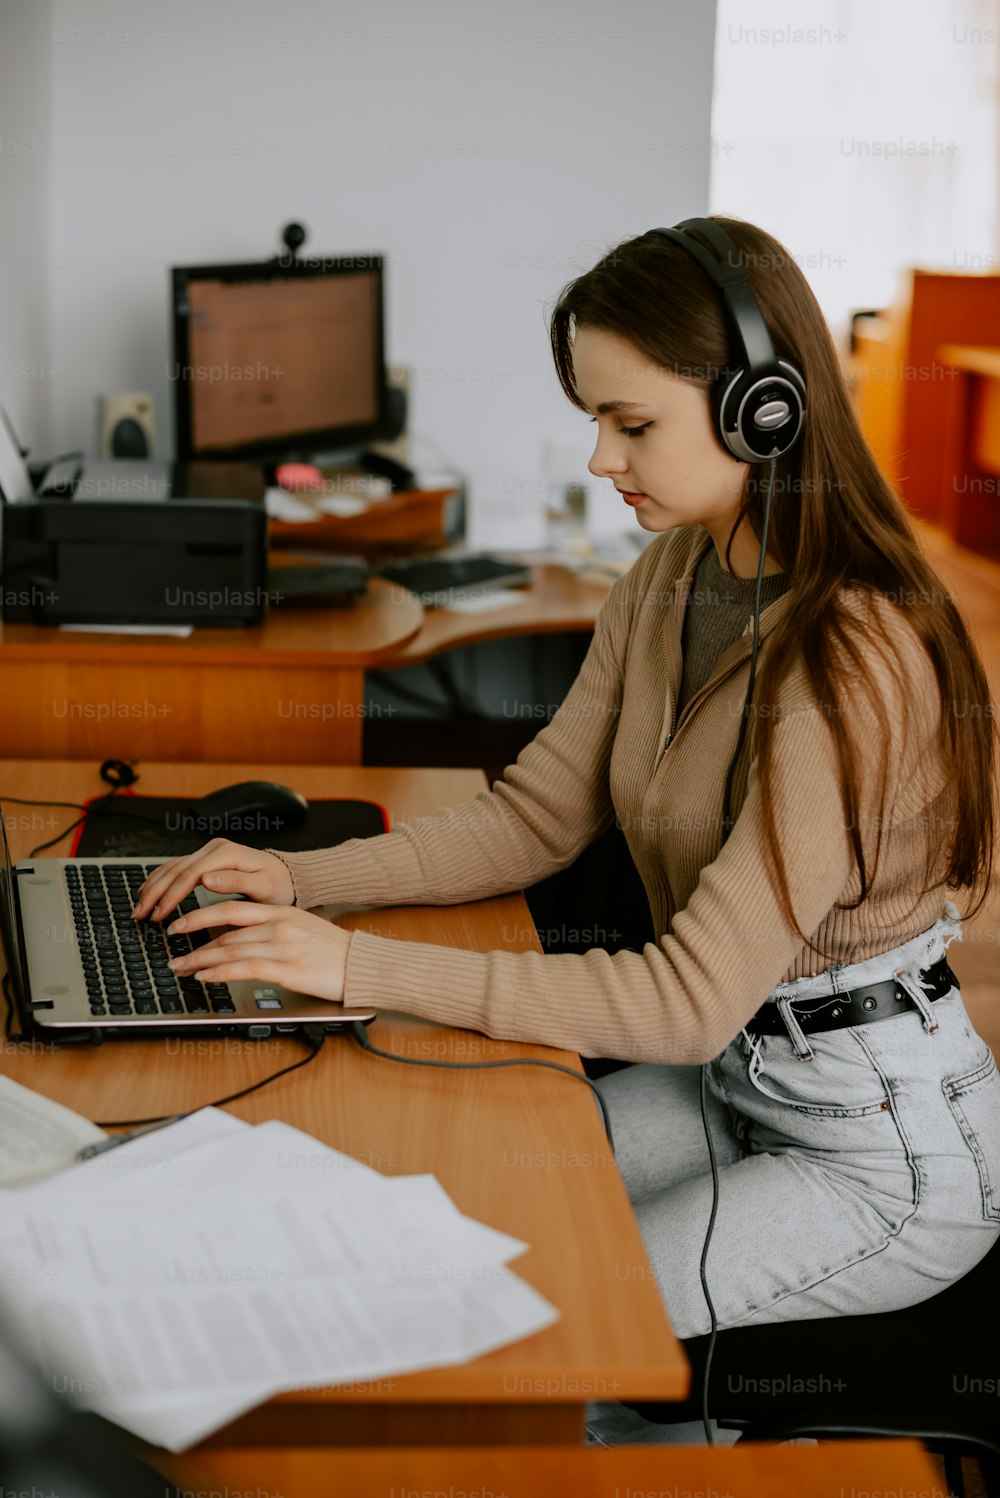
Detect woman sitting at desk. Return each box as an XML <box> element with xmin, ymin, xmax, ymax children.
<box><xmin>134</xmin><ymin>216</ymin><xmax>1000</xmax><ymax>1361</ymax></box>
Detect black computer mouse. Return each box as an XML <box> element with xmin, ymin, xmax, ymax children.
<box><xmin>184</xmin><ymin>781</ymin><xmax>309</xmax><ymax>834</ymax></box>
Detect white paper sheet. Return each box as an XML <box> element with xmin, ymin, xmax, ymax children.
<box><xmin>0</xmin><ymin>1076</ymin><xmax>107</xmax><ymax>1187</ymax></box>
<box><xmin>2</xmin><ymin>1108</ymin><xmax>259</xmax><ymax>1443</ymax></box>
<box><xmin>58</xmin><ymin>623</ymin><xmax>195</xmax><ymax>637</ymax></box>
<box><xmin>439</xmin><ymin>587</ymin><xmax>530</xmax><ymax>614</ymax></box>
<box><xmin>317</xmin><ymin>495</ymin><xmax>371</xmax><ymax>517</ymax></box>
<box><xmin>0</xmin><ymin>1114</ymin><xmax>557</xmax><ymax>1451</ymax></box>
<box><xmin>12</xmin><ymin>1106</ymin><xmax>249</xmax><ymax>1199</ymax></box>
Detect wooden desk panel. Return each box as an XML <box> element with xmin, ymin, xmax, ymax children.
<box><xmin>0</xmin><ymin>580</ymin><xmax>423</xmax><ymax>765</ymax></box>
<box><xmin>0</xmin><ymin>760</ymin><xmax>686</xmax><ymax>1449</ymax></box>
<box><xmin>158</xmin><ymin>1440</ymin><xmax>946</xmax><ymax>1498</ymax></box>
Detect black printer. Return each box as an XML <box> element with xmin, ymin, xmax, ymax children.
<box><xmin>1</xmin><ymin>460</ymin><xmax>267</xmax><ymax>627</ymax></box>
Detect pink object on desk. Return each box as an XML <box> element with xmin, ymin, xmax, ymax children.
<box><xmin>275</xmin><ymin>462</ymin><xmax>325</xmax><ymax>492</ymax></box>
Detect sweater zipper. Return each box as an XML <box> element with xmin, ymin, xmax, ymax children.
<box><xmin>660</xmin><ymin>551</ymin><xmax>778</xmax><ymax>766</ymax></box>
<box><xmin>658</xmin><ymin>620</ymin><xmax>760</xmax><ymax>763</ymax></box>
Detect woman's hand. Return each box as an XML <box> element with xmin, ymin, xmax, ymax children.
<box><xmin>132</xmin><ymin>840</ymin><xmax>295</xmax><ymax>923</ymax></box>
<box><xmin>165</xmin><ymin>900</ymin><xmax>352</xmax><ymax>1004</ymax></box>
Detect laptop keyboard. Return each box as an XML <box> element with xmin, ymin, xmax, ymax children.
<box><xmin>66</xmin><ymin>863</ymin><xmax>235</xmax><ymax>1020</ymax></box>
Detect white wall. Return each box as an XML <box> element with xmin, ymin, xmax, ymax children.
<box><xmin>0</xmin><ymin>0</ymin><xmax>53</xmax><ymax>458</ymax></box>
<box><xmin>36</xmin><ymin>0</ymin><xmax>716</xmax><ymax>546</ymax></box>
<box><xmin>710</xmin><ymin>0</ymin><xmax>999</xmax><ymax>343</ymax></box>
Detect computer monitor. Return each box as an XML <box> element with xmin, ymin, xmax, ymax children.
<box><xmin>171</xmin><ymin>253</ymin><xmax>389</xmax><ymax>463</ymax></box>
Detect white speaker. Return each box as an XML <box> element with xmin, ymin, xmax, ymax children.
<box><xmin>99</xmin><ymin>393</ymin><xmax>154</xmax><ymax>459</ymax></box>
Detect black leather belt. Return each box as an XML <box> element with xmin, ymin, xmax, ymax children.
<box><xmin>745</xmin><ymin>956</ymin><xmax>958</xmax><ymax>1038</ymax></box>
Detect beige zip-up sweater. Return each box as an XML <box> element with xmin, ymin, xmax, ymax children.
<box><xmin>275</xmin><ymin>524</ymin><xmax>954</xmax><ymax>1064</ymax></box>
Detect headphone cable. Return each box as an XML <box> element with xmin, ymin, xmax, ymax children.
<box><xmin>698</xmin><ymin>453</ymin><xmax>777</xmax><ymax>1444</ymax></box>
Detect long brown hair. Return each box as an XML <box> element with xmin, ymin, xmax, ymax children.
<box><xmin>549</xmin><ymin>214</ymin><xmax>997</xmax><ymax>951</ymax></box>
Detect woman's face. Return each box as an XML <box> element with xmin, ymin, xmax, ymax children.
<box><xmin>572</xmin><ymin>324</ymin><xmax>747</xmax><ymax>535</ymax></box>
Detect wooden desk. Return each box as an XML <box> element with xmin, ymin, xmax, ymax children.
<box><xmin>0</xmin><ymin>563</ymin><xmax>611</xmax><ymax>765</ymax></box>
<box><xmin>0</xmin><ymin>579</ymin><xmax>423</xmax><ymax>766</ymax></box>
<box><xmin>0</xmin><ymin>758</ymin><xmax>686</xmax><ymax>1451</ymax></box>
<box><xmin>385</xmin><ymin>560</ymin><xmax>614</xmax><ymax>669</ymax></box>
<box><xmin>159</xmin><ymin>1439</ymin><xmax>947</xmax><ymax>1498</ymax></box>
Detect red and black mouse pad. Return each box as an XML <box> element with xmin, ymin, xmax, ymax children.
<box><xmin>72</xmin><ymin>794</ymin><xmax>390</xmax><ymax>860</ymax></box>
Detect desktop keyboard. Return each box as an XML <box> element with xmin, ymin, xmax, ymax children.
<box><xmin>66</xmin><ymin>863</ymin><xmax>235</xmax><ymax>1019</ymax></box>
<box><xmin>375</xmin><ymin>553</ymin><xmax>532</xmax><ymax>607</ymax></box>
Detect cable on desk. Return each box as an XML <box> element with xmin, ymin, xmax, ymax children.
<box><xmin>2</xmin><ymin>971</ymin><xmax>19</xmax><ymax>1045</ymax></box>
<box><xmin>348</xmin><ymin>1021</ymin><xmax>615</xmax><ymax>1151</ymax></box>
<box><xmin>1</xmin><ymin>794</ymin><xmax>170</xmax><ymax>844</ymax></box>
<box><xmin>92</xmin><ymin>1027</ymin><xmax>328</xmax><ymax>1128</ymax></box>
<box><xmin>9</xmin><ymin>760</ymin><xmax>144</xmax><ymax>856</ymax></box>
<box><xmin>0</xmin><ymin>967</ymin><xmax>329</xmax><ymax>1129</ymax></box>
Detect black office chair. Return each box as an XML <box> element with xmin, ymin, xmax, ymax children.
<box><xmin>628</xmin><ymin>1233</ymin><xmax>1000</xmax><ymax>1497</ymax></box>
<box><xmin>525</xmin><ymin>819</ymin><xmax>657</xmax><ymax>1078</ymax></box>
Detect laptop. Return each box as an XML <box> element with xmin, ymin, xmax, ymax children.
<box><xmin>0</xmin><ymin>801</ymin><xmax>376</xmax><ymax>1039</ymax></box>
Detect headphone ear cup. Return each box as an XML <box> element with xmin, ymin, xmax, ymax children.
<box><xmin>709</xmin><ymin>367</ymin><xmax>742</xmax><ymax>457</ymax></box>
<box><xmin>714</xmin><ymin>359</ymin><xmax>806</xmax><ymax>463</ymax></box>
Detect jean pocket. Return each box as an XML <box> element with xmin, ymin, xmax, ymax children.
<box><xmin>943</xmin><ymin>1047</ymin><xmax>1000</xmax><ymax>1223</ymax></box>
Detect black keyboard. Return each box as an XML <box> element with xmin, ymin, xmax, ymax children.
<box><xmin>376</xmin><ymin>553</ymin><xmax>532</xmax><ymax>607</ymax></box>
<box><xmin>66</xmin><ymin>863</ymin><xmax>235</xmax><ymax>1020</ymax></box>
<box><xmin>268</xmin><ymin>561</ymin><xmax>368</xmax><ymax>604</ymax></box>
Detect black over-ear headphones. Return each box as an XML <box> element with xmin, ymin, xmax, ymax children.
<box><xmin>649</xmin><ymin>217</ymin><xmax>806</xmax><ymax>464</ymax></box>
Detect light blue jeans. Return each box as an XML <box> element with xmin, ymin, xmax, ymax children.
<box><xmin>597</xmin><ymin>898</ymin><xmax>1000</xmax><ymax>1342</ymax></box>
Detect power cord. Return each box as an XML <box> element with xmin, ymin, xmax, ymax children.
<box><xmin>697</xmin><ymin>454</ymin><xmax>778</xmax><ymax>1444</ymax></box>
<box><xmin>90</xmin><ymin>1026</ymin><xmax>328</xmax><ymax>1130</ymax></box>
<box><xmin>348</xmin><ymin>1021</ymin><xmax>615</xmax><ymax>1150</ymax></box>
<box><xmin>15</xmin><ymin>760</ymin><xmax>142</xmax><ymax>856</ymax></box>
<box><xmin>0</xmin><ymin>964</ymin><xmax>328</xmax><ymax>1138</ymax></box>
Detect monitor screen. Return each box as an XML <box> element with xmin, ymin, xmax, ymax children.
<box><xmin>171</xmin><ymin>255</ymin><xmax>387</xmax><ymax>462</ymax></box>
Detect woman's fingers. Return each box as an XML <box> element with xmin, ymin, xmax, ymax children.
<box><xmin>166</xmin><ymin>907</ymin><xmax>351</xmax><ymax>1004</ymax></box>
<box><xmin>186</xmin><ymin>956</ymin><xmax>290</xmax><ymax>987</ymax></box>
<box><xmin>133</xmin><ymin>842</ymin><xmax>263</xmax><ymax>920</ymax></box>
<box><xmin>133</xmin><ymin>841</ymin><xmax>229</xmax><ymax>917</ymax></box>
<box><xmin>169</xmin><ymin>900</ymin><xmax>276</xmax><ymax>934</ymax></box>
<box><xmin>169</xmin><ymin>913</ymin><xmax>292</xmax><ymax>971</ymax></box>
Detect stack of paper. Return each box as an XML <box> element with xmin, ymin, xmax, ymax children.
<box><xmin>0</xmin><ymin>1075</ymin><xmax>109</xmax><ymax>1185</ymax></box>
<box><xmin>0</xmin><ymin>1108</ymin><xmax>558</xmax><ymax>1451</ymax></box>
